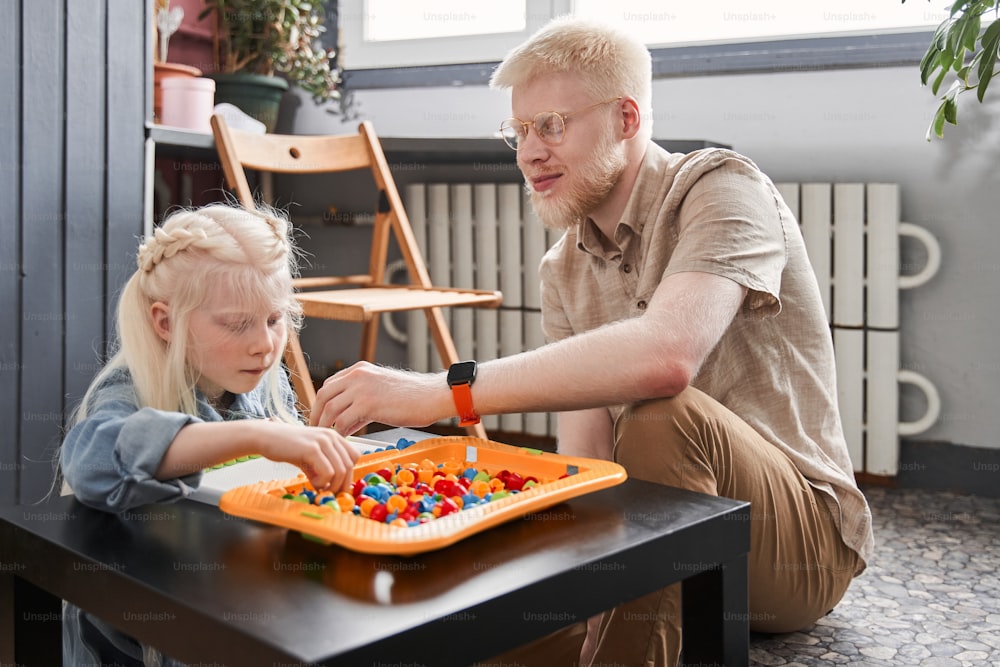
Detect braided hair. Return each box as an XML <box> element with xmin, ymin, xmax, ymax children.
<box><xmin>77</xmin><ymin>204</ymin><xmax>303</xmax><ymax>422</ymax></box>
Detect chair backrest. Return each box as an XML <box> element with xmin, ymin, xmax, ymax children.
<box><xmin>210</xmin><ymin>114</ymin><xmax>434</xmax><ymax>289</ymax></box>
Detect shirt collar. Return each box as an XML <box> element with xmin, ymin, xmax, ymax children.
<box><xmin>195</xmin><ymin>388</ymin><xmax>263</xmax><ymax>421</ymax></box>
<box><xmin>574</xmin><ymin>142</ymin><xmax>669</xmax><ymax>260</ymax></box>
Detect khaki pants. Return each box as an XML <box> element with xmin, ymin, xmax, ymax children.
<box><xmin>478</xmin><ymin>387</ymin><xmax>860</xmax><ymax>667</ymax></box>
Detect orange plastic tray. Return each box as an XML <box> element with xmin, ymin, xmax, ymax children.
<box><xmin>218</xmin><ymin>436</ymin><xmax>627</xmax><ymax>555</ymax></box>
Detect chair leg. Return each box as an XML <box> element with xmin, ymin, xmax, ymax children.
<box><xmin>360</xmin><ymin>319</ymin><xmax>379</xmax><ymax>363</ymax></box>
<box><xmin>284</xmin><ymin>330</ymin><xmax>317</xmax><ymax>420</ymax></box>
<box><xmin>468</xmin><ymin>420</ymin><xmax>488</xmax><ymax>440</ymax></box>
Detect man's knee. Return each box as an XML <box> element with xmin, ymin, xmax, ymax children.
<box><xmin>617</xmin><ymin>389</ymin><xmax>707</xmax><ymax>442</ymax></box>
<box><xmin>613</xmin><ymin>389</ymin><xmax>720</xmax><ymax>489</ymax></box>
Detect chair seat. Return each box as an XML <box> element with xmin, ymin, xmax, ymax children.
<box><xmin>292</xmin><ymin>275</ymin><xmax>373</xmax><ymax>289</ymax></box>
<box><xmin>296</xmin><ymin>285</ymin><xmax>502</xmax><ymax>322</ymax></box>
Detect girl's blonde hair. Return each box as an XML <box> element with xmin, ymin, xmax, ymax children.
<box><xmin>76</xmin><ymin>204</ymin><xmax>303</xmax><ymax>423</ymax></box>
<box><xmin>490</xmin><ymin>16</ymin><xmax>654</xmax><ymax>142</ymax></box>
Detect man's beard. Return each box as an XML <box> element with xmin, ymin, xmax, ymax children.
<box><xmin>526</xmin><ymin>132</ymin><xmax>628</xmax><ymax>231</ymax></box>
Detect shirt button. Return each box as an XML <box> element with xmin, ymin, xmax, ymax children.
<box><xmin>637</xmin><ymin>300</ymin><xmax>647</xmax><ymax>311</ymax></box>
<box><xmin>622</xmin><ymin>263</ymin><xmax>631</xmax><ymax>274</ymax></box>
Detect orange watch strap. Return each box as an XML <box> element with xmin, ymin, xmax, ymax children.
<box><xmin>451</xmin><ymin>382</ymin><xmax>480</xmax><ymax>427</ymax></box>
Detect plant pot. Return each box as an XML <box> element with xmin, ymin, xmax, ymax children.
<box><xmin>153</xmin><ymin>62</ymin><xmax>202</xmax><ymax>124</ymax></box>
<box><xmin>161</xmin><ymin>77</ymin><xmax>216</xmax><ymax>133</ymax></box>
<box><xmin>208</xmin><ymin>73</ymin><xmax>289</xmax><ymax>133</ymax></box>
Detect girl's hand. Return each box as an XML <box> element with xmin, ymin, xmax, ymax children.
<box><xmin>250</xmin><ymin>420</ymin><xmax>360</xmax><ymax>492</ymax></box>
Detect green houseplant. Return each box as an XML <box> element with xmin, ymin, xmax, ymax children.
<box><xmin>199</xmin><ymin>0</ymin><xmax>341</xmax><ymax>131</ymax></box>
<box><xmin>905</xmin><ymin>0</ymin><xmax>1000</xmax><ymax>139</ymax></box>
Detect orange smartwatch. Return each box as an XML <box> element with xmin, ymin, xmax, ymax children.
<box><xmin>447</xmin><ymin>360</ymin><xmax>480</xmax><ymax>427</ymax></box>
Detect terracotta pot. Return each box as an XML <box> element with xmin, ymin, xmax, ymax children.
<box><xmin>153</xmin><ymin>62</ymin><xmax>202</xmax><ymax>123</ymax></box>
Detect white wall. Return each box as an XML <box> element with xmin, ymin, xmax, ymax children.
<box><xmin>293</xmin><ymin>64</ymin><xmax>1000</xmax><ymax>451</ymax></box>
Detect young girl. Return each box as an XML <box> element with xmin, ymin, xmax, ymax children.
<box><xmin>61</xmin><ymin>204</ymin><xmax>359</xmax><ymax>666</ymax></box>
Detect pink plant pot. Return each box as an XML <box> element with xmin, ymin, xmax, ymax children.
<box><xmin>161</xmin><ymin>76</ymin><xmax>216</xmax><ymax>133</ymax></box>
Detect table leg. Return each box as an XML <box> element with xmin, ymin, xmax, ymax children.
<box><xmin>0</xmin><ymin>572</ymin><xmax>11</xmax><ymax>664</ymax></box>
<box><xmin>680</xmin><ymin>554</ymin><xmax>748</xmax><ymax>667</ymax></box>
<box><xmin>0</xmin><ymin>572</ymin><xmax>63</xmax><ymax>666</ymax></box>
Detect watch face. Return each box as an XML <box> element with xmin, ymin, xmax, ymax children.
<box><xmin>447</xmin><ymin>360</ymin><xmax>477</xmax><ymax>386</ymax></box>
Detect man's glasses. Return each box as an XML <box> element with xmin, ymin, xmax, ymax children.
<box><xmin>498</xmin><ymin>96</ymin><xmax>623</xmax><ymax>151</ymax></box>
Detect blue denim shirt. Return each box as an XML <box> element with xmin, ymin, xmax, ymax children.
<box><xmin>61</xmin><ymin>365</ymin><xmax>297</xmax><ymax>666</ymax></box>
<box><xmin>61</xmin><ymin>366</ymin><xmax>297</xmax><ymax>513</ymax></box>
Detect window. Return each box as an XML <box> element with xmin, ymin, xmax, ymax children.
<box><xmin>339</xmin><ymin>0</ymin><xmax>949</xmax><ymax>84</ymax></box>
<box><xmin>574</xmin><ymin>1</ymin><xmax>949</xmax><ymax>48</ymax></box>
<box><xmin>364</xmin><ymin>0</ymin><xmax>527</xmax><ymax>42</ymax></box>
<box><xmin>340</xmin><ymin>0</ymin><xmax>547</xmax><ymax>70</ymax></box>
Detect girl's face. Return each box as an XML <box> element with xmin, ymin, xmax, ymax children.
<box><xmin>167</xmin><ymin>282</ymin><xmax>286</xmax><ymax>403</ymax></box>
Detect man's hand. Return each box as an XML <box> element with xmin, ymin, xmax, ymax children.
<box><xmin>309</xmin><ymin>361</ymin><xmax>449</xmax><ymax>434</ymax></box>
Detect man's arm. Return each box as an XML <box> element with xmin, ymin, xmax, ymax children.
<box><xmin>556</xmin><ymin>408</ymin><xmax>614</xmax><ymax>460</ymax></box>
<box><xmin>311</xmin><ymin>271</ymin><xmax>747</xmax><ymax>433</ymax></box>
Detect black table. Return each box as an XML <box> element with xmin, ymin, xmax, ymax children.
<box><xmin>1</xmin><ymin>480</ymin><xmax>749</xmax><ymax>667</ymax></box>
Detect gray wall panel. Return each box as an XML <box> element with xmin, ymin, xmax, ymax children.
<box><xmin>0</xmin><ymin>0</ymin><xmax>147</xmax><ymax>505</ymax></box>
<box><xmin>104</xmin><ymin>0</ymin><xmax>147</xmax><ymax>344</ymax></box>
<box><xmin>0</xmin><ymin>1</ymin><xmax>23</xmax><ymax>506</ymax></box>
<box><xmin>20</xmin><ymin>0</ymin><xmax>66</xmax><ymax>502</ymax></box>
<box><xmin>65</xmin><ymin>0</ymin><xmax>109</xmax><ymax>415</ymax></box>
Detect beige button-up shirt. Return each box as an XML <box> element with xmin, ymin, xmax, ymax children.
<box><xmin>539</xmin><ymin>143</ymin><xmax>874</xmax><ymax>569</ymax></box>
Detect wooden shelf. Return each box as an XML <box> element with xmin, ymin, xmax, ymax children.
<box><xmin>148</xmin><ymin>123</ymin><xmax>217</xmax><ymax>161</ymax></box>
<box><xmin>147</xmin><ymin>123</ymin><xmax>729</xmax><ymax>164</ymax></box>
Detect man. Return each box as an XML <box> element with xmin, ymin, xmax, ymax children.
<box><xmin>311</xmin><ymin>16</ymin><xmax>873</xmax><ymax>667</ymax></box>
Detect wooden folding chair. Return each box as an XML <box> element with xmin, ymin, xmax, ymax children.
<box><xmin>211</xmin><ymin>114</ymin><xmax>501</xmax><ymax>437</ymax></box>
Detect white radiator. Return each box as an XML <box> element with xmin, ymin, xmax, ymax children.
<box><xmin>400</xmin><ymin>181</ymin><xmax>941</xmax><ymax>476</ymax></box>
<box><xmin>775</xmin><ymin>182</ymin><xmax>940</xmax><ymax>475</ymax></box>
<box><xmin>400</xmin><ymin>183</ymin><xmax>560</xmax><ymax>437</ymax></box>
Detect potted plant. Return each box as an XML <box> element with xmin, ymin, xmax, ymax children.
<box><xmin>904</xmin><ymin>0</ymin><xmax>1000</xmax><ymax>139</ymax></box>
<box><xmin>199</xmin><ymin>0</ymin><xmax>342</xmax><ymax>131</ymax></box>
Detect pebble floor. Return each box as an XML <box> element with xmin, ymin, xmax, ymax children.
<box><xmin>749</xmin><ymin>485</ymin><xmax>1000</xmax><ymax>666</ymax></box>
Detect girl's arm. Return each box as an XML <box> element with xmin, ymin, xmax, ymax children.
<box><xmin>62</xmin><ymin>385</ymin><xmax>357</xmax><ymax>512</ymax></box>
<box><xmin>62</xmin><ymin>402</ymin><xmax>203</xmax><ymax>512</ymax></box>
<box><xmin>155</xmin><ymin>420</ymin><xmax>358</xmax><ymax>492</ymax></box>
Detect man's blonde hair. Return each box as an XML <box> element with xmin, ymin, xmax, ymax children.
<box><xmin>75</xmin><ymin>204</ymin><xmax>303</xmax><ymax>424</ymax></box>
<box><xmin>490</xmin><ymin>16</ymin><xmax>653</xmax><ymax>140</ymax></box>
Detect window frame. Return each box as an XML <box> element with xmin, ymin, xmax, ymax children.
<box><xmin>340</xmin><ymin>30</ymin><xmax>935</xmax><ymax>90</ymax></box>
<box><xmin>337</xmin><ymin>0</ymin><xmax>567</xmax><ymax>72</ymax></box>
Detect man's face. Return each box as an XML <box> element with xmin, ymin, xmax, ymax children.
<box><xmin>512</xmin><ymin>72</ymin><xmax>627</xmax><ymax>230</ymax></box>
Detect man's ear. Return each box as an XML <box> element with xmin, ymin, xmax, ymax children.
<box><xmin>150</xmin><ymin>301</ymin><xmax>171</xmax><ymax>343</ymax></box>
<box><xmin>619</xmin><ymin>96</ymin><xmax>642</xmax><ymax>139</ymax></box>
